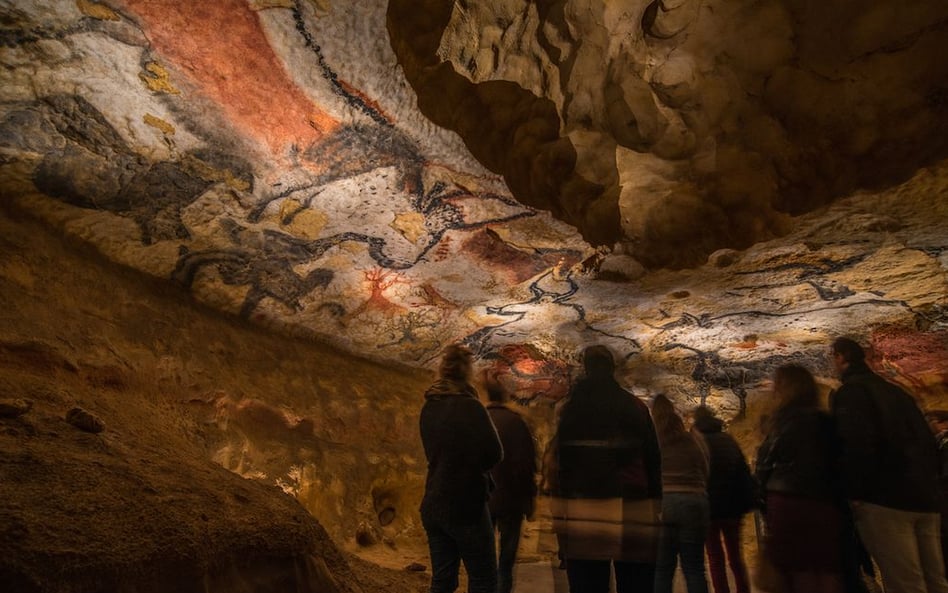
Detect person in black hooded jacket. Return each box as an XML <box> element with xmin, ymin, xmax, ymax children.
<box><xmin>420</xmin><ymin>344</ymin><xmax>503</xmax><ymax>593</ymax></box>
<box><xmin>692</xmin><ymin>406</ymin><xmax>754</xmax><ymax>593</ymax></box>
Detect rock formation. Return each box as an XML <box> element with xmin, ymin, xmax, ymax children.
<box><xmin>1</xmin><ymin>0</ymin><xmax>947</xmax><ymax>589</ymax></box>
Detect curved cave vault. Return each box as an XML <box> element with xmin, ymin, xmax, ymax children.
<box><xmin>2</xmin><ymin>0</ymin><xmax>948</xmax><ymax>589</ymax></box>
<box><xmin>387</xmin><ymin>0</ymin><xmax>948</xmax><ymax>268</ymax></box>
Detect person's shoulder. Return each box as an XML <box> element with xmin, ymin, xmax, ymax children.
<box><xmin>833</xmin><ymin>378</ymin><xmax>870</xmax><ymax>404</ymax></box>
<box><xmin>618</xmin><ymin>390</ymin><xmax>649</xmax><ymax>415</ymax></box>
<box><xmin>488</xmin><ymin>403</ymin><xmax>522</xmax><ymax>419</ymax></box>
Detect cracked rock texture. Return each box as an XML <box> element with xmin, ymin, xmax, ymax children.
<box><xmin>1</xmin><ymin>1</ymin><xmax>948</xmax><ymax>588</ymax></box>
<box><xmin>391</xmin><ymin>0</ymin><xmax>948</xmax><ymax>267</ymax></box>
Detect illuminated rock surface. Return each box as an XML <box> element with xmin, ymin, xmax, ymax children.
<box><xmin>1</xmin><ymin>0</ymin><xmax>947</xmax><ymax>590</ymax></box>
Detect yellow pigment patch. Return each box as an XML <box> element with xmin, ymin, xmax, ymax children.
<box><xmin>391</xmin><ymin>211</ymin><xmax>426</xmax><ymax>244</ymax></box>
<box><xmin>142</xmin><ymin>113</ymin><xmax>175</xmax><ymax>135</ymax></box>
<box><xmin>247</xmin><ymin>0</ymin><xmax>294</xmax><ymax>9</ymax></box>
<box><xmin>280</xmin><ymin>201</ymin><xmax>328</xmax><ymax>239</ymax></box>
<box><xmin>76</xmin><ymin>0</ymin><xmax>120</xmax><ymax>21</ymax></box>
<box><xmin>181</xmin><ymin>155</ymin><xmax>251</xmax><ymax>192</ymax></box>
<box><xmin>139</xmin><ymin>62</ymin><xmax>180</xmax><ymax>95</ymax></box>
<box><xmin>309</xmin><ymin>0</ymin><xmax>331</xmax><ymax>15</ymax></box>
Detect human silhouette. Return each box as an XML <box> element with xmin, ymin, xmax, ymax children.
<box><xmin>485</xmin><ymin>373</ymin><xmax>537</xmax><ymax>593</ymax></box>
<box><xmin>757</xmin><ymin>364</ymin><xmax>844</xmax><ymax>593</ymax></box>
<box><xmin>652</xmin><ymin>394</ymin><xmax>711</xmax><ymax>593</ymax></box>
<box><xmin>830</xmin><ymin>337</ymin><xmax>948</xmax><ymax>593</ymax></box>
<box><xmin>551</xmin><ymin>345</ymin><xmax>662</xmax><ymax>593</ymax></box>
<box><xmin>419</xmin><ymin>345</ymin><xmax>503</xmax><ymax>593</ymax></box>
<box><xmin>692</xmin><ymin>405</ymin><xmax>754</xmax><ymax>593</ymax></box>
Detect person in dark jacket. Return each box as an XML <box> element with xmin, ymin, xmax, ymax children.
<box><xmin>830</xmin><ymin>337</ymin><xmax>948</xmax><ymax>593</ymax></box>
<box><xmin>552</xmin><ymin>345</ymin><xmax>662</xmax><ymax>593</ymax></box>
<box><xmin>926</xmin><ymin>410</ymin><xmax>948</xmax><ymax>580</ymax></box>
<box><xmin>653</xmin><ymin>394</ymin><xmax>711</xmax><ymax>593</ymax></box>
<box><xmin>420</xmin><ymin>344</ymin><xmax>503</xmax><ymax>593</ymax></box>
<box><xmin>756</xmin><ymin>364</ymin><xmax>844</xmax><ymax>593</ymax></box>
<box><xmin>485</xmin><ymin>373</ymin><xmax>537</xmax><ymax>593</ymax></box>
<box><xmin>692</xmin><ymin>405</ymin><xmax>754</xmax><ymax>593</ymax></box>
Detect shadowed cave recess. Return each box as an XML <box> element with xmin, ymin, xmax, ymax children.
<box><xmin>1</xmin><ymin>0</ymin><xmax>947</xmax><ymax>591</ymax></box>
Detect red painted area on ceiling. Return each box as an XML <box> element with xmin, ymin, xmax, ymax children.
<box><xmin>120</xmin><ymin>0</ymin><xmax>338</xmax><ymax>154</ymax></box>
<box><xmin>462</xmin><ymin>229</ymin><xmax>579</xmax><ymax>285</ymax></box>
<box><xmin>869</xmin><ymin>326</ymin><xmax>948</xmax><ymax>396</ymax></box>
<box><xmin>489</xmin><ymin>344</ymin><xmax>572</xmax><ymax>402</ymax></box>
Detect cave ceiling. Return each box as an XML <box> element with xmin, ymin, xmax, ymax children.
<box><xmin>1</xmin><ymin>0</ymin><xmax>947</xmax><ymax>411</ymax></box>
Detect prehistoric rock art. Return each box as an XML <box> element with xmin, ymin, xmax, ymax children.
<box><xmin>1</xmin><ymin>0</ymin><xmax>947</xmax><ymax>409</ymax></box>
<box><xmin>1</xmin><ymin>1</ymin><xmax>948</xmax><ymax>589</ymax></box>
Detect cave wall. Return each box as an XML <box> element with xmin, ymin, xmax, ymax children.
<box><xmin>1</xmin><ymin>4</ymin><xmax>948</xmax><ymax>587</ymax></box>
<box><xmin>391</xmin><ymin>0</ymin><xmax>948</xmax><ymax>267</ymax></box>
<box><xmin>0</xmin><ymin>204</ymin><xmax>432</xmax><ymax>554</ymax></box>
<box><xmin>0</xmin><ymin>0</ymin><xmax>946</xmax><ymax>438</ymax></box>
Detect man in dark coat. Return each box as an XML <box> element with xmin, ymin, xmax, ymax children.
<box><xmin>485</xmin><ymin>374</ymin><xmax>537</xmax><ymax>593</ymax></box>
<box><xmin>552</xmin><ymin>345</ymin><xmax>662</xmax><ymax>593</ymax></box>
<box><xmin>420</xmin><ymin>345</ymin><xmax>503</xmax><ymax>593</ymax></box>
<box><xmin>830</xmin><ymin>337</ymin><xmax>948</xmax><ymax>593</ymax></box>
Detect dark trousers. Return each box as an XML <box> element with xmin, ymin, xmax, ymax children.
<box><xmin>840</xmin><ymin>508</ymin><xmax>870</xmax><ymax>593</ymax></box>
<box><xmin>493</xmin><ymin>514</ymin><xmax>523</xmax><ymax>593</ymax></box>
<box><xmin>705</xmin><ymin>518</ymin><xmax>750</xmax><ymax>593</ymax></box>
<box><xmin>423</xmin><ymin>505</ymin><xmax>497</xmax><ymax>593</ymax></box>
<box><xmin>655</xmin><ymin>493</ymin><xmax>710</xmax><ymax>593</ymax></box>
<box><xmin>566</xmin><ymin>559</ymin><xmax>656</xmax><ymax>593</ymax></box>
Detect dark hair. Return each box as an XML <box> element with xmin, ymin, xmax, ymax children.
<box><xmin>439</xmin><ymin>344</ymin><xmax>473</xmax><ymax>382</ymax></box>
<box><xmin>831</xmin><ymin>337</ymin><xmax>865</xmax><ymax>365</ymax></box>
<box><xmin>925</xmin><ymin>410</ymin><xmax>948</xmax><ymax>423</ymax></box>
<box><xmin>773</xmin><ymin>364</ymin><xmax>819</xmax><ymax>410</ymax></box>
<box><xmin>652</xmin><ymin>394</ymin><xmax>686</xmax><ymax>442</ymax></box>
<box><xmin>484</xmin><ymin>372</ymin><xmax>508</xmax><ymax>403</ymax></box>
<box><xmin>583</xmin><ymin>345</ymin><xmax>615</xmax><ymax>378</ymax></box>
<box><xmin>693</xmin><ymin>405</ymin><xmax>716</xmax><ymax>423</ymax></box>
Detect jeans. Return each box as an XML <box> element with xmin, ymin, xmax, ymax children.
<box><xmin>705</xmin><ymin>517</ymin><xmax>749</xmax><ymax>593</ymax></box>
<box><xmin>423</xmin><ymin>505</ymin><xmax>498</xmax><ymax>593</ymax></box>
<box><xmin>853</xmin><ymin>502</ymin><xmax>948</xmax><ymax>593</ymax></box>
<box><xmin>494</xmin><ymin>514</ymin><xmax>523</xmax><ymax>593</ymax></box>
<box><xmin>655</xmin><ymin>492</ymin><xmax>710</xmax><ymax>593</ymax></box>
<box><xmin>566</xmin><ymin>558</ymin><xmax>656</xmax><ymax>593</ymax></box>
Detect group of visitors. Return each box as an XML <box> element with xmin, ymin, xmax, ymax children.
<box><xmin>418</xmin><ymin>338</ymin><xmax>948</xmax><ymax>593</ymax></box>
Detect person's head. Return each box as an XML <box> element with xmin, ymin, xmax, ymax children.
<box><xmin>691</xmin><ymin>404</ymin><xmax>722</xmax><ymax>432</ymax></box>
<box><xmin>830</xmin><ymin>337</ymin><xmax>865</xmax><ymax>375</ymax></box>
<box><xmin>484</xmin><ymin>371</ymin><xmax>508</xmax><ymax>404</ymax></box>
<box><xmin>772</xmin><ymin>364</ymin><xmax>819</xmax><ymax>410</ymax></box>
<box><xmin>651</xmin><ymin>393</ymin><xmax>686</xmax><ymax>441</ymax></box>
<box><xmin>439</xmin><ymin>344</ymin><xmax>474</xmax><ymax>383</ymax></box>
<box><xmin>693</xmin><ymin>405</ymin><xmax>715</xmax><ymax>424</ymax></box>
<box><xmin>583</xmin><ymin>345</ymin><xmax>615</xmax><ymax>379</ymax></box>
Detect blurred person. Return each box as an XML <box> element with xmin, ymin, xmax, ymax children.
<box><xmin>485</xmin><ymin>373</ymin><xmax>538</xmax><ymax>593</ymax></box>
<box><xmin>420</xmin><ymin>344</ymin><xmax>503</xmax><ymax>593</ymax></box>
<box><xmin>756</xmin><ymin>364</ymin><xmax>844</xmax><ymax>593</ymax></box>
<box><xmin>652</xmin><ymin>394</ymin><xmax>711</xmax><ymax>593</ymax></box>
<box><xmin>831</xmin><ymin>337</ymin><xmax>947</xmax><ymax>593</ymax></box>
<box><xmin>692</xmin><ymin>405</ymin><xmax>755</xmax><ymax>593</ymax></box>
<box><xmin>551</xmin><ymin>345</ymin><xmax>662</xmax><ymax>593</ymax></box>
<box><xmin>925</xmin><ymin>410</ymin><xmax>948</xmax><ymax>579</ymax></box>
